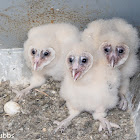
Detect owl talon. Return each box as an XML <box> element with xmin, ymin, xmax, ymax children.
<box><xmin>12</xmin><ymin>89</ymin><xmax>25</xmax><ymax>101</ymax></box>
<box><xmin>54</xmin><ymin>120</ymin><xmax>69</xmax><ymax>133</ymax></box>
<box><xmin>98</xmin><ymin>118</ymin><xmax>120</xmax><ymax>134</ymax></box>
<box><xmin>119</xmin><ymin>96</ymin><xmax>128</xmax><ymax>110</ymax></box>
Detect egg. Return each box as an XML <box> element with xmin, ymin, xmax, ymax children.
<box><xmin>4</xmin><ymin>101</ymin><xmax>20</xmax><ymax>116</ymax></box>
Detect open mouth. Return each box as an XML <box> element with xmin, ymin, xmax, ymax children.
<box><xmin>72</xmin><ymin>70</ymin><xmax>82</xmax><ymax>81</ymax></box>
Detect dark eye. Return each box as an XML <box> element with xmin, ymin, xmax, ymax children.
<box><xmin>31</xmin><ymin>49</ymin><xmax>36</xmax><ymax>55</ymax></box>
<box><xmin>44</xmin><ymin>51</ymin><xmax>50</xmax><ymax>56</ymax></box>
<box><xmin>69</xmin><ymin>57</ymin><xmax>73</xmax><ymax>63</ymax></box>
<box><xmin>82</xmin><ymin>58</ymin><xmax>87</xmax><ymax>63</ymax></box>
<box><xmin>104</xmin><ymin>47</ymin><xmax>110</xmax><ymax>53</ymax></box>
<box><xmin>118</xmin><ymin>48</ymin><xmax>124</xmax><ymax>53</ymax></box>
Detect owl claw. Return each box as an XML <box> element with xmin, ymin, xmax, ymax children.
<box><xmin>119</xmin><ymin>96</ymin><xmax>128</xmax><ymax>110</ymax></box>
<box><xmin>53</xmin><ymin>120</ymin><xmax>70</xmax><ymax>133</ymax></box>
<box><xmin>12</xmin><ymin>89</ymin><xmax>25</xmax><ymax>101</ymax></box>
<box><xmin>98</xmin><ymin>118</ymin><xmax>120</xmax><ymax>134</ymax></box>
<box><xmin>12</xmin><ymin>88</ymin><xmax>31</xmax><ymax>101</ymax></box>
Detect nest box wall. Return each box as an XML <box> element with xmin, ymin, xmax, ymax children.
<box><xmin>0</xmin><ymin>0</ymin><xmax>140</xmax><ymax>49</ymax></box>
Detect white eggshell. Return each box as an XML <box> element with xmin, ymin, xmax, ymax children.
<box><xmin>4</xmin><ymin>101</ymin><xmax>20</xmax><ymax>116</ymax></box>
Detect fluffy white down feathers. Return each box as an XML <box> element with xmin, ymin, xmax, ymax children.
<box><xmin>54</xmin><ymin>18</ymin><xmax>139</xmax><ymax>133</ymax></box>
<box><xmin>54</xmin><ymin>42</ymin><xmax>121</xmax><ymax>133</ymax></box>
<box><xmin>13</xmin><ymin>19</ymin><xmax>139</xmax><ymax>134</ymax></box>
<box><xmin>81</xmin><ymin>18</ymin><xmax>139</xmax><ymax>110</ymax></box>
<box><xmin>82</xmin><ymin>18</ymin><xmax>139</xmax><ymax>79</ymax></box>
<box><xmin>25</xmin><ymin>23</ymin><xmax>80</xmax><ymax>80</ymax></box>
<box><xmin>24</xmin><ymin>23</ymin><xmax>81</xmax><ymax>76</ymax></box>
<box><xmin>13</xmin><ymin>23</ymin><xmax>80</xmax><ymax>99</ymax></box>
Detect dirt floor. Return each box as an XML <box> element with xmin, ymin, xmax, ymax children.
<box><xmin>0</xmin><ymin>78</ymin><xmax>136</xmax><ymax>140</ymax></box>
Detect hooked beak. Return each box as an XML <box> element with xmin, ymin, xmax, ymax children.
<box><xmin>33</xmin><ymin>57</ymin><xmax>40</xmax><ymax>71</ymax></box>
<box><xmin>107</xmin><ymin>51</ymin><xmax>118</xmax><ymax>68</ymax></box>
<box><xmin>71</xmin><ymin>61</ymin><xmax>82</xmax><ymax>81</ymax></box>
<box><xmin>72</xmin><ymin>69</ymin><xmax>82</xmax><ymax>81</ymax></box>
<box><xmin>110</xmin><ymin>56</ymin><xmax>115</xmax><ymax>67</ymax></box>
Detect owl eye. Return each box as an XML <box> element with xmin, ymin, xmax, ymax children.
<box><xmin>104</xmin><ymin>47</ymin><xmax>111</xmax><ymax>53</ymax></box>
<box><xmin>31</xmin><ymin>49</ymin><xmax>36</xmax><ymax>55</ymax></box>
<box><xmin>69</xmin><ymin>57</ymin><xmax>73</xmax><ymax>63</ymax></box>
<box><xmin>118</xmin><ymin>48</ymin><xmax>124</xmax><ymax>54</ymax></box>
<box><xmin>104</xmin><ymin>48</ymin><xmax>109</xmax><ymax>52</ymax></box>
<box><xmin>103</xmin><ymin>45</ymin><xmax>112</xmax><ymax>55</ymax></box>
<box><xmin>80</xmin><ymin>56</ymin><xmax>88</xmax><ymax>65</ymax></box>
<box><xmin>44</xmin><ymin>51</ymin><xmax>50</xmax><ymax>56</ymax></box>
<box><xmin>82</xmin><ymin>58</ymin><xmax>88</xmax><ymax>63</ymax></box>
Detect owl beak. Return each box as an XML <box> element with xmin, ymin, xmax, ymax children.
<box><xmin>108</xmin><ymin>52</ymin><xmax>118</xmax><ymax>68</ymax></box>
<box><xmin>33</xmin><ymin>56</ymin><xmax>40</xmax><ymax>71</ymax></box>
<box><xmin>72</xmin><ymin>69</ymin><xmax>76</xmax><ymax>78</ymax></box>
<box><xmin>72</xmin><ymin>69</ymin><xmax>81</xmax><ymax>81</ymax></box>
<box><xmin>72</xmin><ymin>62</ymin><xmax>82</xmax><ymax>81</ymax></box>
<box><xmin>110</xmin><ymin>56</ymin><xmax>115</xmax><ymax>67</ymax></box>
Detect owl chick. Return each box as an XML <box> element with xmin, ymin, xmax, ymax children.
<box><xmin>81</xmin><ymin>18</ymin><xmax>139</xmax><ymax>110</ymax></box>
<box><xmin>54</xmin><ymin>42</ymin><xmax>120</xmax><ymax>133</ymax></box>
<box><xmin>13</xmin><ymin>23</ymin><xmax>80</xmax><ymax>100</ymax></box>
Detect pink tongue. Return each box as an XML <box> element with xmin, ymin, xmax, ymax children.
<box><xmin>74</xmin><ymin>72</ymin><xmax>81</xmax><ymax>81</ymax></box>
